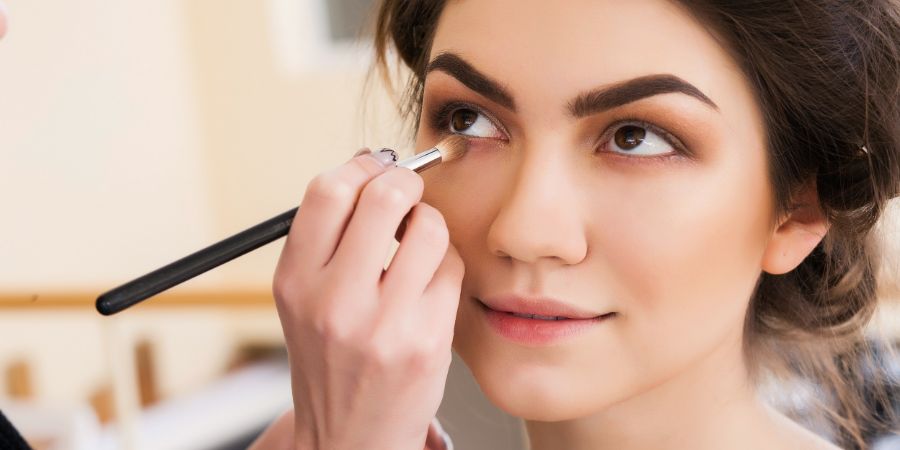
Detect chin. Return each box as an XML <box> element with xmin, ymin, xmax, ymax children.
<box><xmin>485</xmin><ymin>366</ymin><xmax>615</xmax><ymax>421</ymax></box>
<box><xmin>458</xmin><ymin>346</ymin><xmax>627</xmax><ymax>422</ymax></box>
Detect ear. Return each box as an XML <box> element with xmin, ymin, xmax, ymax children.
<box><xmin>761</xmin><ymin>179</ymin><xmax>830</xmax><ymax>275</ymax></box>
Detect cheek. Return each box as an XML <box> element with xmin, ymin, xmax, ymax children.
<box><xmin>420</xmin><ymin>140</ymin><xmax>508</xmax><ymax>247</ymax></box>
<box><xmin>420</xmin><ymin>152</ymin><xmax>501</xmax><ymax>314</ymax></box>
<box><xmin>592</xmin><ymin>155</ymin><xmax>773</xmax><ymax>371</ymax></box>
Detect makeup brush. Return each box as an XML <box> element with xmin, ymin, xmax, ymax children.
<box><xmin>95</xmin><ymin>136</ymin><xmax>468</xmax><ymax>315</ymax></box>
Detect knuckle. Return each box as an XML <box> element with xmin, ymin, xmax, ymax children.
<box><xmin>365</xmin><ymin>335</ymin><xmax>399</xmax><ymax>370</ymax></box>
<box><xmin>272</xmin><ymin>272</ymin><xmax>294</xmax><ymax>301</ymax></box>
<box><xmin>305</xmin><ymin>173</ymin><xmax>355</xmax><ymax>203</ymax></box>
<box><xmin>418</xmin><ymin>219</ymin><xmax>449</xmax><ymax>249</ymax></box>
<box><xmin>357</xmin><ymin>337</ymin><xmax>445</xmax><ymax>377</ymax></box>
<box><xmin>351</xmin><ymin>152</ymin><xmax>389</xmax><ymax>176</ymax></box>
<box><xmin>363</xmin><ymin>328</ymin><xmax>438</xmax><ymax>374</ymax></box>
<box><xmin>366</xmin><ymin>177</ymin><xmax>410</xmax><ymax>210</ymax></box>
<box><xmin>373</xmin><ymin>347</ymin><xmax>433</xmax><ymax>375</ymax></box>
<box><xmin>313</xmin><ymin>311</ymin><xmax>355</xmax><ymax>344</ymax></box>
<box><xmin>399</xmin><ymin>167</ymin><xmax>425</xmax><ymax>195</ymax></box>
<box><xmin>415</xmin><ymin>206</ymin><xmax>449</xmax><ymax>247</ymax></box>
<box><xmin>403</xmin><ymin>353</ymin><xmax>430</xmax><ymax>375</ymax></box>
<box><xmin>405</xmin><ymin>339</ymin><xmax>441</xmax><ymax>374</ymax></box>
<box><xmin>272</xmin><ymin>269</ymin><xmax>305</xmax><ymax>309</ymax></box>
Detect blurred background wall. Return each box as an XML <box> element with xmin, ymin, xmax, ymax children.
<box><xmin>0</xmin><ymin>1</ymin><xmax>896</xmax><ymax>449</ymax></box>
<box><xmin>0</xmin><ymin>0</ymin><xmax>408</xmax><ymax>291</ymax></box>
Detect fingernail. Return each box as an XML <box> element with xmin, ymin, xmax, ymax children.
<box><xmin>353</xmin><ymin>147</ymin><xmax>372</xmax><ymax>157</ymax></box>
<box><xmin>369</xmin><ymin>148</ymin><xmax>398</xmax><ymax>167</ymax></box>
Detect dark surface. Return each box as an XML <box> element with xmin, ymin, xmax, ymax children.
<box><xmin>0</xmin><ymin>409</ymin><xmax>32</xmax><ymax>450</ymax></box>
<box><xmin>95</xmin><ymin>207</ymin><xmax>296</xmax><ymax>315</ymax></box>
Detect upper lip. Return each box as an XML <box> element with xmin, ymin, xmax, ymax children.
<box><xmin>479</xmin><ymin>294</ymin><xmax>608</xmax><ymax>319</ymax></box>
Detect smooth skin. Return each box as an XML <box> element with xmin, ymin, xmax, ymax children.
<box><xmin>253</xmin><ymin>0</ymin><xmax>838</xmax><ymax>449</ymax></box>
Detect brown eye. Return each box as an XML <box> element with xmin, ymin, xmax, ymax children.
<box><xmin>450</xmin><ymin>109</ymin><xmax>479</xmax><ymax>132</ymax></box>
<box><xmin>439</xmin><ymin>103</ymin><xmax>505</xmax><ymax>139</ymax></box>
<box><xmin>614</xmin><ymin>125</ymin><xmax>646</xmax><ymax>151</ymax></box>
<box><xmin>604</xmin><ymin>122</ymin><xmax>678</xmax><ymax>158</ymax></box>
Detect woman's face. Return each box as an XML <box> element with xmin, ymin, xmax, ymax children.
<box><xmin>414</xmin><ymin>0</ymin><xmax>773</xmax><ymax>420</ymax></box>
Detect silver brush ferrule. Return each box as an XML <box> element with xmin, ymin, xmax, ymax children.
<box><xmin>395</xmin><ymin>147</ymin><xmax>442</xmax><ymax>173</ymax></box>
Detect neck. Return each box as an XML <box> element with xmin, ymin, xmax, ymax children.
<box><xmin>524</xmin><ymin>326</ymin><xmax>776</xmax><ymax>450</ymax></box>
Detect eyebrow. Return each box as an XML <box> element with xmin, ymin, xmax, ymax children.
<box><xmin>425</xmin><ymin>52</ymin><xmax>516</xmax><ymax>110</ymax></box>
<box><xmin>568</xmin><ymin>74</ymin><xmax>718</xmax><ymax>117</ymax></box>
<box><xmin>424</xmin><ymin>52</ymin><xmax>719</xmax><ymax>116</ymax></box>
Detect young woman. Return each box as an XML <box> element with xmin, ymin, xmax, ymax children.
<box><xmin>251</xmin><ymin>1</ymin><xmax>900</xmax><ymax>449</ymax></box>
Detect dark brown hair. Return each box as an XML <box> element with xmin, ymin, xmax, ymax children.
<box><xmin>372</xmin><ymin>1</ymin><xmax>900</xmax><ymax>448</ymax></box>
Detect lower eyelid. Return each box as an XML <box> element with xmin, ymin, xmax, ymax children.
<box><xmin>597</xmin><ymin>150</ymin><xmax>688</xmax><ymax>168</ymax></box>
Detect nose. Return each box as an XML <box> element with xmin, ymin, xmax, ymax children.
<box><xmin>486</xmin><ymin>148</ymin><xmax>587</xmax><ymax>266</ymax></box>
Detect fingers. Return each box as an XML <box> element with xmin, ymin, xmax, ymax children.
<box><xmin>423</xmin><ymin>242</ymin><xmax>465</xmax><ymax>335</ymax></box>
<box><xmin>381</xmin><ymin>203</ymin><xmax>449</xmax><ymax>308</ymax></box>
<box><xmin>281</xmin><ymin>150</ymin><xmax>393</xmax><ymax>273</ymax></box>
<box><xmin>271</xmin><ymin>145</ymin><xmax>464</xmax><ymax>450</ymax></box>
<box><xmin>328</xmin><ymin>167</ymin><xmax>424</xmax><ymax>285</ymax></box>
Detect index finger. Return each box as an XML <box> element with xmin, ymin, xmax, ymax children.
<box><xmin>281</xmin><ymin>149</ymin><xmax>398</xmax><ymax>273</ymax></box>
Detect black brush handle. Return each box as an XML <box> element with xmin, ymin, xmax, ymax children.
<box><xmin>95</xmin><ymin>207</ymin><xmax>298</xmax><ymax>315</ymax></box>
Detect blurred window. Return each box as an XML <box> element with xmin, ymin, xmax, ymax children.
<box><xmin>324</xmin><ymin>0</ymin><xmax>375</xmax><ymax>42</ymax></box>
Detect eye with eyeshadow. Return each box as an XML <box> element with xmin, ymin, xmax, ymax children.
<box><xmin>427</xmin><ymin>100</ymin><xmax>691</xmax><ymax>162</ymax></box>
<box><xmin>430</xmin><ymin>101</ymin><xmax>506</xmax><ymax>140</ymax></box>
<box><xmin>597</xmin><ymin>120</ymin><xmax>688</xmax><ymax>161</ymax></box>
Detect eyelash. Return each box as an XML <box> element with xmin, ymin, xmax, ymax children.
<box><xmin>427</xmin><ymin>99</ymin><xmax>691</xmax><ymax>163</ymax></box>
<box><xmin>596</xmin><ymin>118</ymin><xmax>692</xmax><ymax>164</ymax></box>
<box><xmin>429</xmin><ymin>100</ymin><xmax>509</xmax><ymax>141</ymax></box>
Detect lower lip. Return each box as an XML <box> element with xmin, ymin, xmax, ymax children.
<box><xmin>477</xmin><ymin>300</ymin><xmax>614</xmax><ymax>346</ymax></box>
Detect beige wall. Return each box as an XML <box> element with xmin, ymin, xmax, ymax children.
<box><xmin>179</xmin><ymin>0</ymin><xmax>406</xmax><ymax>289</ymax></box>
<box><xmin>0</xmin><ymin>0</ymin><xmax>405</xmax><ymax>293</ymax></box>
<box><xmin>0</xmin><ymin>0</ymin><xmax>215</xmax><ymax>290</ymax></box>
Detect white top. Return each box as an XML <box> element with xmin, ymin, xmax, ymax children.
<box><xmin>428</xmin><ymin>416</ymin><xmax>454</xmax><ymax>450</ymax></box>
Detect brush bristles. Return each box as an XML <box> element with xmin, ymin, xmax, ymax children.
<box><xmin>435</xmin><ymin>135</ymin><xmax>468</xmax><ymax>163</ymax></box>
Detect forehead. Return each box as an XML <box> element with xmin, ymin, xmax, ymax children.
<box><xmin>429</xmin><ymin>0</ymin><xmax>755</xmax><ymax>122</ymax></box>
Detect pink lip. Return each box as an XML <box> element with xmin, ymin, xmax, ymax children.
<box><xmin>479</xmin><ymin>294</ymin><xmax>605</xmax><ymax>319</ymax></box>
<box><xmin>476</xmin><ymin>299</ymin><xmax>615</xmax><ymax>346</ymax></box>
